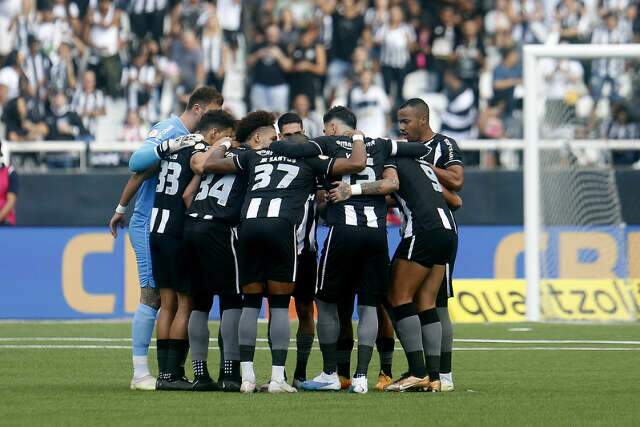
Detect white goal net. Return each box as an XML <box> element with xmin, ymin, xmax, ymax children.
<box><xmin>523</xmin><ymin>44</ymin><xmax>640</xmax><ymax>322</ymax></box>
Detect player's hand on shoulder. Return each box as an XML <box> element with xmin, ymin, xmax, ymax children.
<box><xmin>328</xmin><ymin>181</ymin><xmax>352</xmax><ymax>203</ymax></box>
<box><xmin>345</xmin><ymin>129</ymin><xmax>365</xmax><ymax>140</ymax></box>
<box><xmin>108</xmin><ymin>212</ymin><xmax>127</xmax><ymax>238</ymax></box>
<box><xmin>157</xmin><ymin>133</ymin><xmax>205</xmax><ymax>157</ymax></box>
<box><xmin>211</xmin><ymin>136</ymin><xmax>234</xmax><ymax>150</ymax></box>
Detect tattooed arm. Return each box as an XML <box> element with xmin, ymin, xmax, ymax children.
<box><xmin>329</xmin><ymin>167</ymin><xmax>399</xmax><ymax>203</ymax></box>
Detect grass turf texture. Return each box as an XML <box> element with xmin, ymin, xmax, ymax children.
<box><xmin>1</xmin><ymin>322</ymin><xmax>639</xmax><ymax>426</ymax></box>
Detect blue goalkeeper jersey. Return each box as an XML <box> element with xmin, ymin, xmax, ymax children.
<box><xmin>131</xmin><ymin>115</ymin><xmax>189</xmax><ymax>222</ymax></box>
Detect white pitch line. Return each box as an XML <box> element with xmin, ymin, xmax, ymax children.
<box><xmin>1</xmin><ymin>345</ymin><xmax>640</xmax><ymax>351</ymax></box>
<box><xmin>2</xmin><ymin>337</ymin><xmax>640</xmax><ymax>345</ymax></box>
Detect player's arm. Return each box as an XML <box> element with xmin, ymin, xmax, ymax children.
<box><xmin>202</xmin><ymin>141</ymin><xmax>241</xmax><ymax>174</ymax></box>
<box><xmin>432</xmin><ymin>164</ymin><xmax>464</xmax><ymax>192</ymax></box>
<box><xmin>329</xmin><ymin>167</ymin><xmax>399</xmax><ymax>203</ymax></box>
<box><xmin>270</xmin><ymin>137</ymin><xmax>324</xmax><ymax>158</ymax></box>
<box><xmin>129</xmin><ymin>134</ymin><xmax>204</xmax><ymax>172</ymax></box>
<box><xmin>190</xmin><ymin>137</ymin><xmax>232</xmax><ymax>175</ymax></box>
<box><xmin>442</xmin><ymin>186</ymin><xmax>463</xmax><ymax>211</ymax></box>
<box><xmin>328</xmin><ymin>135</ymin><xmax>366</xmax><ymax>175</ymax></box>
<box><xmin>108</xmin><ymin>166</ymin><xmax>159</xmax><ymax>237</ymax></box>
<box><xmin>183</xmin><ymin>175</ymin><xmax>201</xmax><ymax>209</ymax></box>
<box><xmin>384</xmin><ymin>139</ymin><xmax>431</xmax><ymax>158</ymax></box>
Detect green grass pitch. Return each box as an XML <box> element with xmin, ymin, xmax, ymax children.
<box><xmin>1</xmin><ymin>321</ymin><xmax>639</xmax><ymax>426</ymax></box>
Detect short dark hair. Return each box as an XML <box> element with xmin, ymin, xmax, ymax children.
<box><xmin>277</xmin><ymin>112</ymin><xmax>303</xmax><ymax>132</ymax></box>
<box><xmin>235</xmin><ymin>110</ymin><xmax>276</xmax><ymax>143</ymax></box>
<box><xmin>323</xmin><ymin>106</ymin><xmax>356</xmax><ymax>129</ymax></box>
<box><xmin>187</xmin><ymin>86</ymin><xmax>224</xmax><ymax>110</ymax></box>
<box><xmin>399</xmin><ymin>98</ymin><xmax>430</xmax><ymax>119</ymax></box>
<box><xmin>196</xmin><ymin>109</ymin><xmax>236</xmax><ymax>133</ymax></box>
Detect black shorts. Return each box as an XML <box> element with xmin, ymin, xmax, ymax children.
<box><xmin>436</xmin><ymin>234</ymin><xmax>458</xmax><ymax>308</ymax></box>
<box><xmin>394</xmin><ymin>228</ymin><xmax>457</xmax><ymax>269</ymax></box>
<box><xmin>183</xmin><ymin>218</ymin><xmax>240</xmax><ymax>300</ymax></box>
<box><xmin>316</xmin><ymin>225</ymin><xmax>390</xmax><ymax>305</ymax></box>
<box><xmin>237</xmin><ymin>218</ymin><xmax>298</xmax><ymax>286</ymax></box>
<box><xmin>150</xmin><ymin>233</ymin><xmax>188</xmax><ymax>293</ymax></box>
<box><xmin>294</xmin><ymin>250</ymin><xmax>317</xmax><ymax>303</ymax></box>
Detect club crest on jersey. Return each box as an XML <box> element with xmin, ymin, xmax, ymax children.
<box><xmin>148</xmin><ymin>129</ymin><xmax>159</xmax><ymax>138</ymax></box>
<box><xmin>194</xmin><ymin>143</ymin><xmax>206</xmax><ymax>151</ymax></box>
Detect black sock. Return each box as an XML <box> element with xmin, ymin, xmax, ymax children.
<box><xmin>218</xmin><ymin>326</ymin><xmax>224</xmax><ymax>381</ymax></box>
<box><xmin>157</xmin><ymin>339</ymin><xmax>170</xmax><ymax>377</ymax></box>
<box><xmin>441</xmin><ymin>352</ymin><xmax>452</xmax><ymax>374</ymax></box>
<box><xmin>167</xmin><ymin>339</ymin><xmax>190</xmax><ymax>377</ymax></box>
<box><xmin>376</xmin><ymin>337</ymin><xmax>395</xmax><ymax>377</ymax></box>
<box><xmin>336</xmin><ymin>338</ymin><xmax>354</xmax><ymax>378</ymax></box>
<box><xmin>320</xmin><ymin>342</ymin><xmax>338</xmax><ymax>375</ymax></box>
<box><xmin>192</xmin><ymin>359</ymin><xmax>209</xmax><ymax>378</ymax></box>
<box><xmin>294</xmin><ymin>333</ymin><xmax>314</xmax><ymax>380</ymax></box>
<box><xmin>354</xmin><ymin>344</ymin><xmax>374</xmax><ymax>377</ymax></box>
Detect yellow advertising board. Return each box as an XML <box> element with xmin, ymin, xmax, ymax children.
<box><xmin>449</xmin><ymin>279</ymin><xmax>640</xmax><ymax>323</ymax></box>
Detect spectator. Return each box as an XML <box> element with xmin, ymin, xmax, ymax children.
<box><xmin>492</xmin><ymin>48</ymin><xmax>522</xmax><ymax>118</ymax></box>
<box><xmin>278</xmin><ymin>8</ymin><xmax>299</xmax><ymax>49</ymax></box>
<box><xmin>84</xmin><ymin>0</ymin><xmax>123</xmax><ymax>97</ymax></box>
<box><xmin>71</xmin><ymin>70</ymin><xmax>105</xmax><ymax>137</ymax></box>
<box><xmin>0</xmin><ymin>141</ymin><xmax>18</xmax><ymax>226</ymax></box>
<box><xmin>121</xmin><ymin>109</ymin><xmax>147</xmax><ymax>142</ymax></box>
<box><xmin>289</xmin><ymin>24</ymin><xmax>326</xmax><ymax>109</ymax></box>
<box><xmin>216</xmin><ymin>0</ymin><xmax>242</xmax><ymax>46</ymax></box>
<box><xmin>34</xmin><ymin>1</ymin><xmax>74</xmax><ymax>56</ymax></box>
<box><xmin>121</xmin><ymin>47</ymin><xmax>159</xmax><ymax>122</ymax></box>
<box><xmin>509</xmin><ymin>0</ymin><xmax>547</xmax><ymax>44</ymax></box>
<box><xmin>45</xmin><ymin>91</ymin><xmax>90</xmax><ymax>141</ymax></box>
<box><xmin>376</xmin><ymin>6</ymin><xmax>415</xmax><ymax>108</ymax></box>
<box><xmin>292</xmin><ymin>93</ymin><xmax>323</xmax><ymax>138</ymax></box>
<box><xmin>554</xmin><ymin>0</ymin><xmax>588</xmax><ymax>43</ymax></box>
<box><xmin>49</xmin><ymin>40</ymin><xmax>78</xmax><ymax>97</ymax></box>
<box><xmin>601</xmin><ymin>103</ymin><xmax>640</xmax><ymax>165</ymax></box>
<box><xmin>348</xmin><ymin>68</ymin><xmax>390</xmax><ymax>138</ymax></box>
<box><xmin>364</xmin><ymin>0</ymin><xmax>389</xmax><ymax>29</ymax></box>
<box><xmin>247</xmin><ymin>24</ymin><xmax>292</xmax><ymax>113</ymax></box>
<box><xmin>455</xmin><ymin>19</ymin><xmax>485</xmax><ymax>99</ymax></box>
<box><xmin>1</xmin><ymin>95</ymin><xmax>49</xmax><ymax>141</ymax></box>
<box><xmin>174</xmin><ymin>0</ymin><xmax>208</xmax><ymax>33</ymax></box>
<box><xmin>23</xmin><ymin>34</ymin><xmax>51</xmax><ymax>105</ymax></box>
<box><xmin>440</xmin><ymin>69</ymin><xmax>478</xmax><ymax>141</ymax></box>
<box><xmin>430</xmin><ymin>6</ymin><xmax>460</xmax><ymax>91</ymax></box>
<box><xmin>590</xmin><ymin>12</ymin><xmax>632</xmax><ymax>101</ymax></box>
<box><xmin>201</xmin><ymin>8</ymin><xmax>228</xmax><ymax>93</ymax></box>
<box><xmin>276</xmin><ymin>0</ymin><xmax>314</xmax><ymax>27</ymax></box>
<box><xmin>128</xmin><ymin>0</ymin><xmax>167</xmax><ymax>43</ymax></box>
<box><xmin>170</xmin><ymin>29</ymin><xmax>205</xmax><ymax>104</ymax></box>
<box><xmin>540</xmin><ymin>56</ymin><xmax>585</xmax><ymax>127</ymax></box>
<box><xmin>315</xmin><ymin>0</ymin><xmax>336</xmax><ymax>53</ymax></box>
<box><xmin>0</xmin><ymin>50</ymin><xmax>26</xmax><ymax>101</ymax></box>
<box><xmin>326</xmin><ymin>0</ymin><xmax>364</xmax><ymax>98</ymax></box>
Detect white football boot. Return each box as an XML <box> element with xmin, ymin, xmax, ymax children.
<box><xmin>130</xmin><ymin>375</ymin><xmax>156</xmax><ymax>391</ymax></box>
<box><xmin>267</xmin><ymin>379</ymin><xmax>298</xmax><ymax>393</ymax></box>
<box><xmin>348</xmin><ymin>376</ymin><xmax>368</xmax><ymax>394</ymax></box>
<box><xmin>440</xmin><ymin>372</ymin><xmax>455</xmax><ymax>392</ymax></box>
<box><xmin>301</xmin><ymin>372</ymin><xmax>342</xmax><ymax>391</ymax></box>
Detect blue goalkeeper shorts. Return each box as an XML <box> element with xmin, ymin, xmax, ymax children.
<box><xmin>129</xmin><ymin>214</ymin><xmax>156</xmax><ymax>288</ymax></box>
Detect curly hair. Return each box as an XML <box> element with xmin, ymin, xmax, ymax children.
<box><xmin>196</xmin><ymin>109</ymin><xmax>237</xmax><ymax>134</ymax></box>
<box><xmin>235</xmin><ymin>110</ymin><xmax>276</xmax><ymax>143</ymax></box>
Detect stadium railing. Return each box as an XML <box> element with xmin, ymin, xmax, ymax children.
<box><xmin>2</xmin><ymin>139</ymin><xmax>638</xmax><ymax>171</ymax></box>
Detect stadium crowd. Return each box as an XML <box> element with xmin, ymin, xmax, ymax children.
<box><xmin>0</xmin><ymin>0</ymin><xmax>639</xmax><ymax>168</ymax></box>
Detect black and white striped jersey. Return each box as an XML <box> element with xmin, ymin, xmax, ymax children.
<box><xmin>233</xmin><ymin>149</ymin><xmax>334</xmax><ymax>226</ymax></box>
<box><xmin>185</xmin><ymin>147</ymin><xmax>248</xmax><ymax>225</ymax></box>
<box><xmin>388</xmin><ymin>157</ymin><xmax>457</xmax><ymax>238</ymax></box>
<box><xmin>150</xmin><ymin>145</ymin><xmax>204</xmax><ymax>237</ymax></box>
<box><xmin>321</xmin><ymin>137</ymin><xmax>391</xmax><ymax>229</ymax></box>
<box><xmin>420</xmin><ymin>133</ymin><xmax>464</xmax><ymax>170</ymax></box>
<box><xmin>296</xmin><ymin>191</ymin><xmax>319</xmax><ymax>253</ymax></box>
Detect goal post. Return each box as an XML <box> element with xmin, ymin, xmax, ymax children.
<box><xmin>523</xmin><ymin>44</ymin><xmax>640</xmax><ymax>322</ymax></box>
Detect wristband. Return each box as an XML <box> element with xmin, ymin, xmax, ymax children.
<box><xmin>352</xmin><ymin>134</ymin><xmax>364</xmax><ymax>142</ymax></box>
<box><xmin>221</xmin><ymin>140</ymin><xmax>231</xmax><ymax>150</ymax></box>
<box><xmin>351</xmin><ymin>184</ymin><xmax>362</xmax><ymax>196</ymax></box>
<box><xmin>115</xmin><ymin>204</ymin><xmax>127</xmax><ymax>214</ymax></box>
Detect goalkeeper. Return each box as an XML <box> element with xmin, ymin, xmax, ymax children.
<box><xmin>108</xmin><ymin>87</ymin><xmax>223</xmax><ymax>390</ymax></box>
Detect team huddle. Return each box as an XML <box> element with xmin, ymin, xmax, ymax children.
<box><xmin>109</xmin><ymin>86</ymin><xmax>463</xmax><ymax>394</ymax></box>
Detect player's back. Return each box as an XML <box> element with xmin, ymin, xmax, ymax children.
<box><xmin>131</xmin><ymin>115</ymin><xmax>190</xmax><ymax>224</ymax></box>
<box><xmin>392</xmin><ymin>156</ymin><xmax>456</xmax><ymax>238</ymax></box>
<box><xmin>150</xmin><ymin>148</ymin><xmax>197</xmax><ymax>237</ymax></box>
<box><xmin>236</xmin><ymin>149</ymin><xmax>322</xmax><ymax>226</ymax></box>
<box><xmin>321</xmin><ymin>136</ymin><xmax>390</xmax><ymax>229</ymax></box>
<box><xmin>186</xmin><ymin>146</ymin><xmax>249</xmax><ymax>225</ymax></box>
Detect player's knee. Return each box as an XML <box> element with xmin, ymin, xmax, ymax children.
<box><xmin>140</xmin><ymin>287</ymin><xmax>160</xmax><ymax>310</ymax></box>
<box><xmin>268</xmin><ymin>294</ymin><xmax>291</xmax><ymax>309</ymax></box>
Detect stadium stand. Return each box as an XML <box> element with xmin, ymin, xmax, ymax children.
<box><xmin>0</xmin><ymin>0</ymin><xmax>639</xmax><ymax>170</ymax></box>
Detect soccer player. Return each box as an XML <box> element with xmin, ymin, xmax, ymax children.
<box><xmin>396</xmin><ymin>98</ymin><xmax>464</xmax><ymax>392</ymax></box>
<box><xmin>108</xmin><ymin>87</ymin><xmax>223</xmax><ymax>390</ymax></box>
<box><xmin>276</xmin><ymin>112</ymin><xmax>321</xmax><ymax>388</ymax></box>
<box><xmin>202</xmin><ymin>111</ymin><xmax>367</xmax><ymax>393</ymax></box>
<box><xmin>179</xmin><ymin>110</ymin><xmax>240</xmax><ymax>392</ymax></box>
<box><xmin>271</xmin><ymin>106</ymin><xmax>433</xmax><ymax>393</ymax></box>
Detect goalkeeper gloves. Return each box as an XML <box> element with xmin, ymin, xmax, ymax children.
<box><xmin>155</xmin><ymin>133</ymin><xmax>205</xmax><ymax>158</ymax></box>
